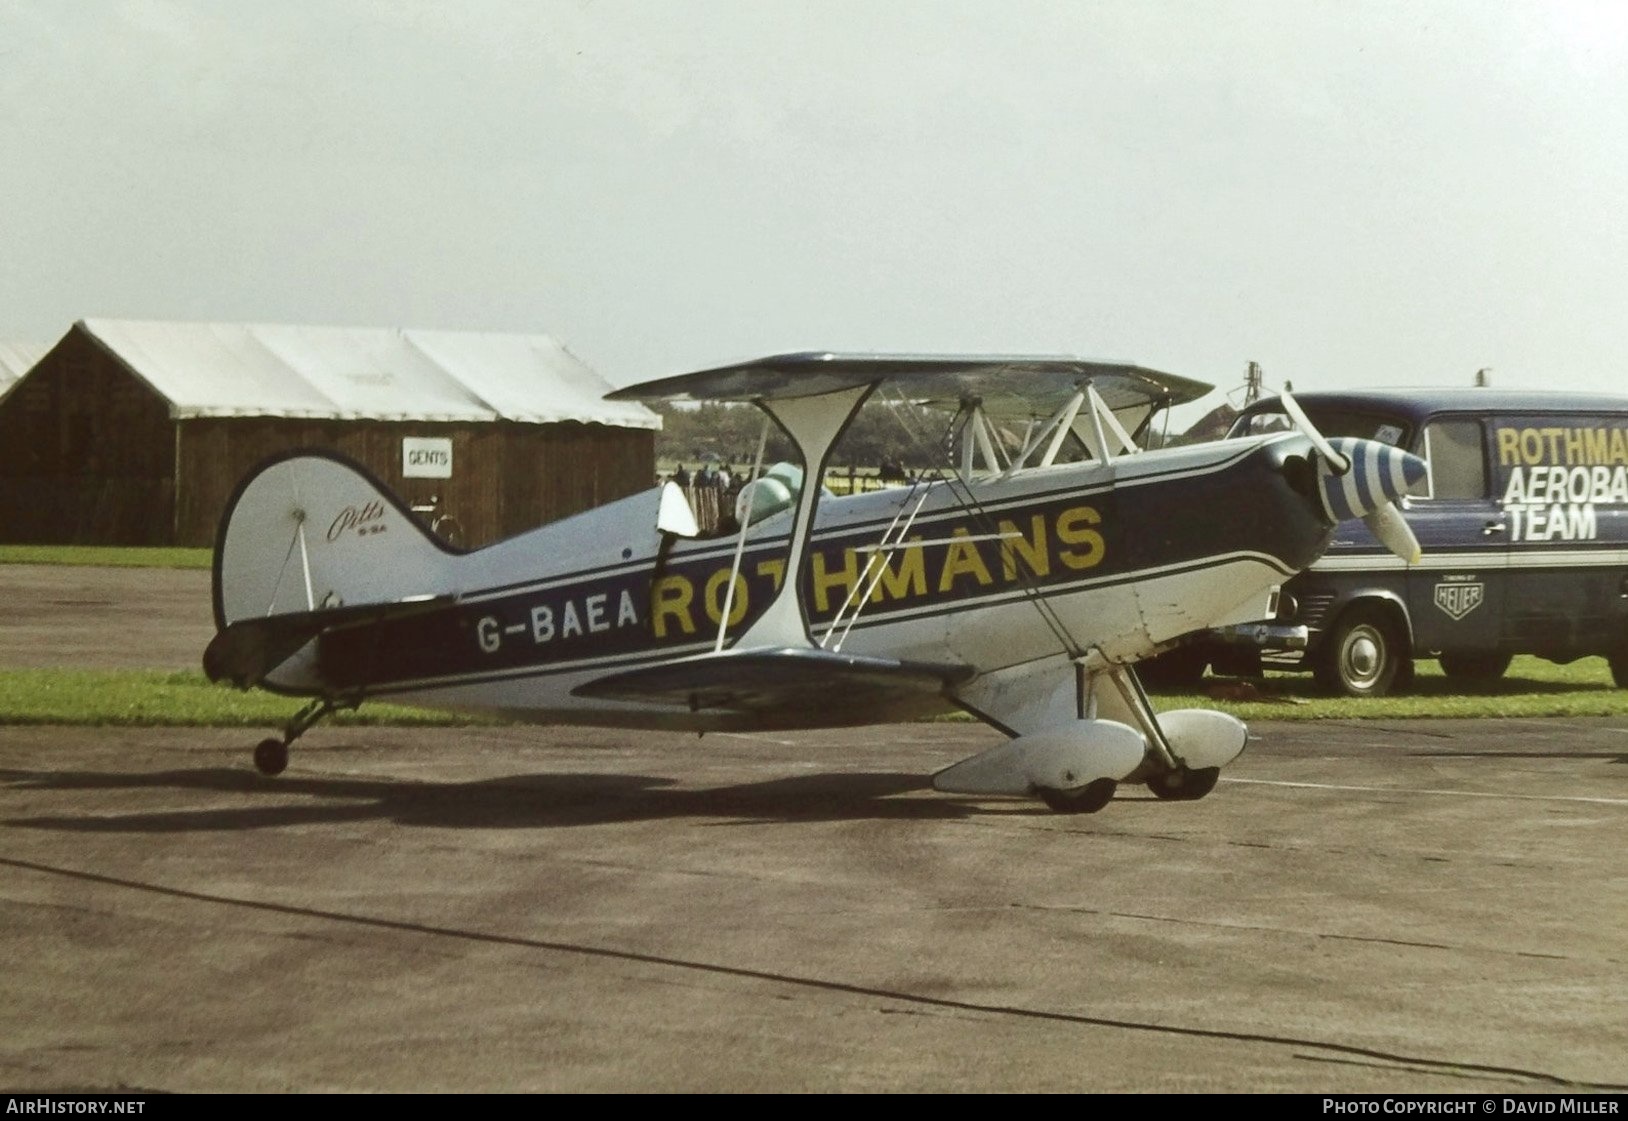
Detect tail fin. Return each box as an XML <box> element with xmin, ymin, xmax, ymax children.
<box><xmin>213</xmin><ymin>450</ymin><xmax>458</xmax><ymax>630</ymax></box>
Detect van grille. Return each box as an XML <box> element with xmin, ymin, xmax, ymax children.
<box><xmin>1298</xmin><ymin>593</ymin><xmax>1338</xmax><ymax>630</ymax></box>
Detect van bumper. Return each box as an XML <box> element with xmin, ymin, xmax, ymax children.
<box><xmin>1213</xmin><ymin>622</ymin><xmax>1311</xmax><ymax>651</ymax></box>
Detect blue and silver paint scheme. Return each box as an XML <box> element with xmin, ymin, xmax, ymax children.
<box><xmin>212</xmin><ymin>424</ymin><xmax>1414</xmax><ymax>731</ymax></box>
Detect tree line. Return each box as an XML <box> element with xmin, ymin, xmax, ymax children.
<box><xmin>651</xmin><ymin>401</ymin><xmax>956</xmax><ymax>471</ymax></box>
<box><xmin>650</xmin><ymin>399</ymin><xmax>1230</xmax><ymax>472</ymax></box>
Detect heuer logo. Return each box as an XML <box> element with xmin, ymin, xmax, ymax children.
<box><xmin>1434</xmin><ymin>581</ymin><xmax>1485</xmax><ymax>621</ymax></box>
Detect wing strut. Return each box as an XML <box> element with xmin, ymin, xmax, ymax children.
<box><xmin>725</xmin><ymin>383</ymin><xmax>875</xmax><ymax>649</ymax></box>
<box><xmin>714</xmin><ymin>418</ymin><xmax>771</xmax><ymax>652</ymax></box>
<box><xmin>819</xmin><ymin>482</ymin><xmax>934</xmax><ymax>652</ymax></box>
<box><xmin>998</xmin><ymin>380</ymin><xmax>1143</xmax><ymax>479</ymax></box>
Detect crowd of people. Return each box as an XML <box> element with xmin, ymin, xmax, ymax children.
<box><xmin>663</xmin><ymin>460</ymin><xmax>742</xmax><ymax>493</ymax></box>
<box><xmin>661</xmin><ymin>460</ymin><xmax>753</xmax><ymax>536</ymax></box>
<box><xmin>665</xmin><ymin>457</ymin><xmax>915</xmax><ymax>493</ymax></box>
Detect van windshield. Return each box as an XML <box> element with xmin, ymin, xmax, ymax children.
<box><xmin>1228</xmin><ymin>408</ymin><xmax>1410</xmax><ymax>448</ymax></box>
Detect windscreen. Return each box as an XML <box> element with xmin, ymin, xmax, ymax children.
<box><xmin>1228</xmin><ymin>407</ymin><xmax>1411</xmax><ymax>448</ymax></box>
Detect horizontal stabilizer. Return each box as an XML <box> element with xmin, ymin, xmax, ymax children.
<box><xmin>204</xmin><ymin>595</ymin><xmax>455</xmax><ymax>689</ymax></box>
<box><xmin>571</xmin><ymin>646</ymin><xmax>976</xmax><ymax>713</ymax></box>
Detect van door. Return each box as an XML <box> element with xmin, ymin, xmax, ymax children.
<box><xmin>1493</xmin><ymin>415</ymin><xmax>1628</xmax><ymax>657</ymax></box>
<box><xmin>1404</xmin><ymin>417</ymin><xmax>1508</xmax><ymax>656</ymax></box>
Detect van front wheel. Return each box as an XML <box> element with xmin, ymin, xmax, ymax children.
<box><xmin>1314</xmin><ymin>607</ymin><xmax>1408</xmax><ymax>697</ymax></box>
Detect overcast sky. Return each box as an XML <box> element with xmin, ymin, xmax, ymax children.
<box><xmin>3</xmin><ymin>0</ymin><xmax>1625</xmax><ymax>418</ymax></box>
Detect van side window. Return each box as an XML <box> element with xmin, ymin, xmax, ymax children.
<box><xmin>1419</xmin><ymin>420</ymin><xmax>1487</xmax><ymax>500</ymax></box>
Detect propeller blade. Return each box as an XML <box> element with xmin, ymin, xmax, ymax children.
<box><xmin>1318</xmin><ymin>437</ymin><xmax>1427</xmax><ymax>522</ymax></box>
<box><xmin>1309</xmin><ymin>436</ymin><xmax>1428</xmax><ymax>562</ymax></box>
<box><xmin>1281</xmin><ymin>391</ymin><xmax>1351</xmax><ymax>474</ymax></box>
<box><xmin>1362</xmin><ymin>502</ymin><xmax>1423</xmax><ymax>564</ymax></box>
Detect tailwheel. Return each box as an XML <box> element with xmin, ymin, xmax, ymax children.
<box><xmin>1146</xmin><ymin>766</ymin><xmax>1220</xmax><ymax>802</ymax></box>
<box><xmin>1038</xmin><ymin>777</ymin><xmax>1117</xmax><ymax>814</ymax></box>
<box><xmin>250</xmin><ymin>695</ymin><xmax>353</xmax><ymax>777</ymax></box>
<box><xmin>253</xmin><ymin>738</ymin><xmax>289</xmax><ymax>777</ymax></box>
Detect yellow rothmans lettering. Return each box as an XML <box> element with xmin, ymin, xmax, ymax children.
<box><xmin>651</xmin><ymin>575</ymin><xmax>695</xmax><ymax>638</ymax></box>
<box><xmin>1496</xmin><ymin>427</ymin><xmax>1519</xmax><ymax>466</ymax></box>
<box><xmin>703</xmin><ymin>568</ymin><xmax>749</xmax><ymax>626</ymax></box>
<box><xmin>811</xmin><ymin>548</ymin><xmax>861</xmax><ymax>613</ymax></box>
<box><xmin>869</xmin><ymin>539</ymin><xmax>926</xmax><ymax>602</ymax></box>
<box><xmin>755</xmin><ymin>558</ymin><xmax>786</xmax><ymax>591</ymax></box>
<box><xmin>999</xmin><ymin>514</ymin><xmax>1050</xmax><ymax>580</ymax></box>
<box><xmin>939</xmin><ymin>528</ymin><xmax>994</xmax><ymax>592</ymax></box>
<box><xmin>786</xmin><ymin>501</ymin><xmax>1117</xmax><ymax>621</ymax></box>
<box><xmin>1498</xmin><ymin>425</ymin><xmax>1628</xmax><ymax>467</ymax></box>
<box><xmin>1056</xmin><ymin>505</ymin><xmax>1106</xmax><ymax>570</ymax></box>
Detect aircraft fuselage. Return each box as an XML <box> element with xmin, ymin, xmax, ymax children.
<box><xmin>287</xmin><ymin>432</ymin><xmax>1330</xmax><ymax>730</ymax></box>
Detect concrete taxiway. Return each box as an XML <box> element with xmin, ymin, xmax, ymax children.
<box><xmin>2</xmin><ymin>716</ymin><xmax>1626</xmax><ymax>1092</ymax></box>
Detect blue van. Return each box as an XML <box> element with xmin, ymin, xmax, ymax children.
<box><xmin>1151</xmin><ymin>388</ymin><xmax>1628</xmax><ymax>696</ymax></box>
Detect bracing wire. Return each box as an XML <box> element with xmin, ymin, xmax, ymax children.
<box><xmin>874</xmin><ymin>386</ymin><xmax>1089</xmax><ymax>660</ymax></box>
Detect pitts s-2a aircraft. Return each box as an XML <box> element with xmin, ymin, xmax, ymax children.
<box><xmin>205</xmin><ymin>354</ymin><xmax>1426</xmax><ymax>813</ymax></box>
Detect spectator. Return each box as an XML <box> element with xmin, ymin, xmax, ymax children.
<box><xmin>671</xmin><ymin>463</ymin><xmax>691</xmax><ymax>487</ymax></box>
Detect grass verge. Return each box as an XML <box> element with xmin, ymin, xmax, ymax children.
<box><xmin>0</xmin><ymin>546</ymin><xmax>213</xmax><ymax>569</ymax></box>
<box><xmin>1148</xmin><ymin>654</ymin><xmax>1628</xmax><ymax>721</ymax></box>
<box><xmin>0</xmin><ymin>670</ymin><xmax>489</xmax><ymax>728</ymax></box>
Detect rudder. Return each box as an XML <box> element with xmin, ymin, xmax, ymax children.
<box><xmin>213</xmin><ymin>450</ymin><xmax>458</xmax><ymax>629</ymax></box>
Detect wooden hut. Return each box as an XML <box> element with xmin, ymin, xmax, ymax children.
<box><xmin>0</xmin><ymin>319</ymin><xmax>659</xmax><ymax>547</ymax></box>
<box><xmin>0</xmin><ymin>341</ymin><xmax>46</xmax><ymax>406</ymax></box>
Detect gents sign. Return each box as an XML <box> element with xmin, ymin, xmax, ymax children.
<box><xmin>403</xmin><ymin>437</ymin><xmax>453</xmax><ymax>479</ymax></box>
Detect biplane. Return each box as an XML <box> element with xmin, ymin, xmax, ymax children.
<box><xmin>204</xmin><ymin>354</ymin><xmax>1426</xmax><ymax>813</ymax></box>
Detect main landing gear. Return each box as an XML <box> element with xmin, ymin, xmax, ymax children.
<box><xmin>1145</xmin><ymin>764</ymin><xmax>1221</xmax><ymax>801</ymax></box>
<box><xmin>1079</xmin><ymin>659</ymin><xmax>1238</xmax><ymax>809</ymax></box>
<box><xmin>251</xmin><ymin>696</ymin><xmax>352</xmax><ymax>776</ymax></box>
<box><xmin>1020</xmin><ymin>662</ymin><xmax>1229</xmax><ymax>814</ymax></box>
<box><xmin>1038</xmin><ymin>777</ymin><xmax>1118</xmax><ymax>815</ymax></box>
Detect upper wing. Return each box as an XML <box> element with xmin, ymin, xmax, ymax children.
<box><xmin>203</xmin><ymin>594</ymin><xmax>456</xmax><ymax>689</ymax></box>
<box><xmin>605</xmin><ymin>352</ymin><xmax>1211</xmax><ymax>414</ymax></box>
<box><xmin>571</xmin><ymin>646</ymin><xmax>976</xmax><ymax>715</ymax></box>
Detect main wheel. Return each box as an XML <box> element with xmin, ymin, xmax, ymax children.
<box><xmin>1146</xmin><ymin>766</ymin><xmax>1221</xmax><ymax>801</ymax></box>
<box><xmin>1438</xmin><ymin>651</ymin><xmax>1512</xmax><ymax>681</ymax></box>
<box><xmin>1313</xmin><ymin>606</ymin><xmax>1409</xmax><ymax>697</ymax></box>
<box><xmin>253</xmin><ymin>738</ymin><xmax>289</xmax><ymax>777</ymax></box>
<box><xmin>1038</xmin><ymin>778</ymin><xmax>1116</xmax><ymax>814</ymax></box>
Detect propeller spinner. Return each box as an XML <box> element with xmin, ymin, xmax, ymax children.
<box><xmin>1281</xmin><ymin>392</ymin><xmax>1428</xmax><ymax>563</ymax></box>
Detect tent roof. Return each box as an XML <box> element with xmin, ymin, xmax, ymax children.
<box><xmin>0</xmin><ymin>342</ymin><xmax>47</xmax><ymax>401</ymax></box>
<box><xmin>76</xmin><ymin>319</ymin><xmax>659</xmax><ymax>429</ymax></box>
